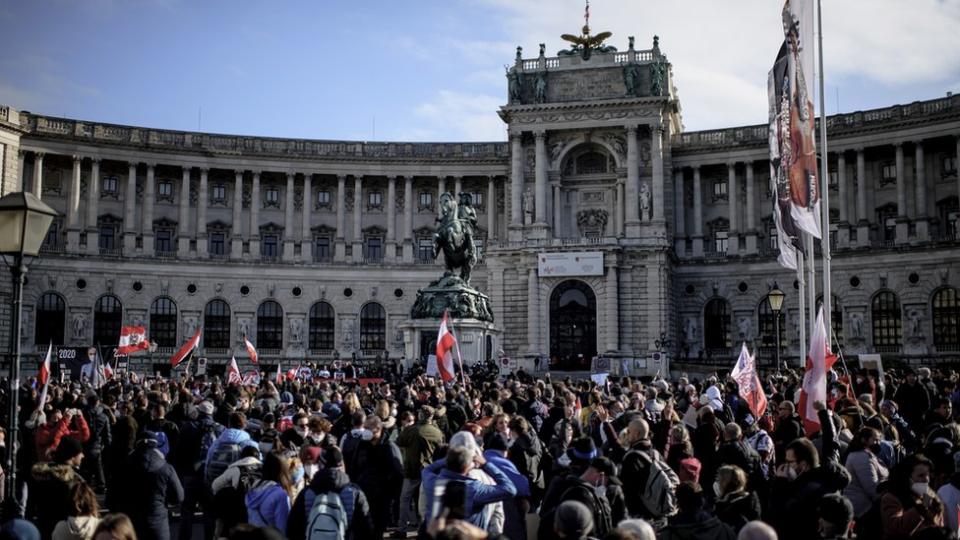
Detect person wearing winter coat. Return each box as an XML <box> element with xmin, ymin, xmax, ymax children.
<box><xmin>51</xmin><ymin>482</ymin><xmax>101</xmax><ymax>540</ymax></box>
<box><xmin>174</xmin><ymin>401</ymin><xmax>222</xmax><ymax>540</ymax></box>
<box><xmin>507</xmin><ymin>416</ymin><xmax>545</xmax><ymax>505</ymax></box>
<box><xmin>659</xmin><ymin>481</ymin><xmax>735</xmax><ymax>540</ymax></box>
<box><xmin>205</xmin><ymin>412</ymin><xmax>252</xmax><ymax>471</ymax></box>
<box><xmin>880</xmin><ymin>454</ymin><xmax>944</xmax><ymax>540</ymax></box>
<box><xmin>712</xmin><ymin>465</ymin><xmax>761</xmax><ymax>534</ymax></box>
<box><xmin>80</xmin><ymin>394</ymin><xmax>111</xmax><ymax>491</ymax></box>
<box><xmin>843</xmin><ymin>426</ymin><xmax>889</xmax><ymax>519</ymax></box>
<box><xmin>485</xmin><ymin>433</ymin><xmax>531</xmax><ymax>540</ymax></box>
<box><xmin>113</xmin><ymin>431</ymin><xmax>184</xmax><ymax>540</ymax></box>
<box><xmin>286</xmin><ymin>447</ymin><xmax>375</xmax><ymax>540</ymax></box>
<box><xmin>421</xmin><ymin>446</ymin><xmax>517</xmax><ymax>532</ymax></box>
<box><xmin>772</xmin><ymin>402</ymin><xmax>804</xmax><ymax>464</ymax></box>
<box><xmin>244</xmin><ymin>452</ymin><xmax>293</xmax><ymax>532</ymax></box>
<box><xmin>341</xmin><ymin>415</ymin><xmax>402</xmax><ymax>539</ymax></box>
<box><xmin>27</xmin><ymin>437</ymin><xmax>86</xmax><ymax>540</ymax></box>
<box><xmin>35</xmin><ymin>408</ymin><xmax>90</xmax><ymax>462</ymax></box>
<box><xmin>396</xmin><ymin>405</ymin><xmax>445</xmax><ymax>535</ymax></box>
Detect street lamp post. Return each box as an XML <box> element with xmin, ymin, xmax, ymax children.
<box><xmin>0</xmin><ymin>192</ymin><xmax>58</xmax><ymax>512</ymax></box>
<box><xmin>768</xmin><ymin>282</ymin><xmax>786</xmax><ymax>374</ymax></box>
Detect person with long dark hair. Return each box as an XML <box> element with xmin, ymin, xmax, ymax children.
<box><xmin>880</xmin><ymin>454</ymin><xmax>944</xmax><ymax>539</ymax></box>
<box><xmin>245</xmin><ymin>452</ymin><xmax>293</xmax><ymax>532</ymax></box>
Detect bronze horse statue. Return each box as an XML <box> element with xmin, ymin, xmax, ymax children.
<box><xmin>434</xmin><ymin>192</ymin><xmax>477</xmax><ymax>284</ymax></box>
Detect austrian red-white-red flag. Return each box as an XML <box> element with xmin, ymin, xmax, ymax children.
<box><xmin>117</xmin><ymin>326</ymin><xmax>150</xmax><ymax>355</ymax></box>
<box><xmin>170</xmin><ymin>327</ymin><xmax>202</xmax><ymax>368</ymax></box>
<box><xmin>798</xmin><ymin>307</ymin><xmax>838</xmax><ymax>435</ymax></box>
<box><xmin>227</xmin><ymin>356</ymin><xmax>242</xmax><ymax>385</ymax></box>
<box><xmin>730</xmin><ymin>343</ymin><xmax>768</xmax><ymax>418</ymax></box>
<box><xmin>435</xmin><ymin>311</ymin><xmax>457</xmax><ymax>383</ymax></box>
<box><xmin>39</xmin><ymin>342</ymin><xmax>52</xmax><ymax>386</ymax></box>
<box><xmin>244</xmin><ymin>336</ymin><xmax>258</xmax><ymax>364</ymax></box>
<box><xmin>286</xmin><ymin>363</ymin><xmax>300</xmax><ymax>381</ymax></box>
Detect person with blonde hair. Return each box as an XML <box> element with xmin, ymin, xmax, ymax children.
<box><xmin>714</xmin><ymin>465</ymin><xmax>761</xmax><ymax>533</ymax></box>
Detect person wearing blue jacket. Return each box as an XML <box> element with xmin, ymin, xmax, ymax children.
<box><xmin>245</xmin><ymin>452</ymin><xmax>292</xmax><ymax>532</ymax></box>
<box><xmin>206</xmin><ymin>412</ymin><xmax>253</xmax><ymax>471</ymax></box>
<box><xmin>422</xmin><ymin>446</ymin><xmax>517</xmax><ymax>532</ymax></box>
<box><xmin>485</xmin><ymin>433</ymin><xmax>531</xmax><ymax>540</ymax></box>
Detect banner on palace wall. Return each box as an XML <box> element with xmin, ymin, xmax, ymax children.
<box><xmin>538</xmin><ymin>252</ymin><xmax>604</xmax><ymax>277</ymax></box>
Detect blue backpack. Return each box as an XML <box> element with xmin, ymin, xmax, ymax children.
<box><xmin>155</xmin><ymin>430</ymin><xmax>170</xmax><ymax>457</ymax></box>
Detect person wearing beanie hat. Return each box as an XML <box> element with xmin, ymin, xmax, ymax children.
<box><xmin>554</xmin><ymin>500</ymin><xmax>595</xmax><ymax>539</ymax></box>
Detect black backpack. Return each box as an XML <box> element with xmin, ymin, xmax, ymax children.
<box><xmin>214</xmin><ymin>463</ymin><xmax>262</xmax><ymax>528</ymax></box>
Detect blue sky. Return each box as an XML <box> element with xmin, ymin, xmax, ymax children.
<box><xmin>1</xmin><ymin>0</ymin><xmax>958</xmax><ymax>142</ymax></box>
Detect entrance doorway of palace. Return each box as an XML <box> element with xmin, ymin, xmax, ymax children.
<box><xmin>549</xmin><ymin>280</ymin><xmax>597</xmax><ymax>370</ymax></box>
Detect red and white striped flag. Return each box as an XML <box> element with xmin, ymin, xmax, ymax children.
<box><xmin>117</xmin><ymin>326</ymin><xmax>151</xmax><ymax>355</ymax></box>
<box><xmin>435</xmin><ymin>311</ymin><xmax>457</xmax><ymax>383</ymax></box>
<box><xmin>171</xmin><ymin>327</ymin><xmax>202</xmax><ymax>368</ymax></box>
<box><xmin>798</xmin><ymin>307</ymin><xmax>838</xmax><ymax>435</ymax></box>
<box><xmin>227</xmin><ymin>356</ymin><xmax>242</xmax><ymax>385</ymax></box>
<box><xmin>730</xmin><ymin>343</ymin><xmax>768</xmax><ymax>418</ymax></box>
<box><xmin>39</xmin><ymin>342</ymin><xmax>52</xmax><ymax>386</ymax></box>
<box><xmin>244</xmin><ymin>336</ymin><xmax>258</xmax><ymax>364</ymax></box>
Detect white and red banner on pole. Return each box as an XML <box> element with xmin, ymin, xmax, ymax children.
<box><xmin>37</xmin><ymin>343</ymin><xmax>52</xmax><ymax>412</ymax></box>
<box><xmin>798</xmin><ymin>307</ymin><xmax>837</xmax><ymax>435</ymax></box>
<box><xmin>435</xmin><ymin>311</ymin><xmax>457</xmax><ymax>383</ymax></box>
<box><xmin>731</xmin><ymin>343</ymin><xmax>768</xmax><ymax>418</ymax></box>
<box><xmin>117</xmin><ymin>326</ymin><xmax>151</xmax><ymax>355</ymax></box>
<box><xmin>170</xmin><ymin>327</ymin><xmax>202</xmax><ymax>368</ymax></box>
<box><xmin>244</xmin><ymin>336</ymin><xmax>259</xmax><ymax>364</ymax></box>
<box><xmin>275</xmin><ymin>363</ymin><xmax>283</xmax><ymax>385</ymax></box>
<box><xmin>227</xmin><ymin>356</ymin><xmax>242</xmax><ymax>385</ymax></box>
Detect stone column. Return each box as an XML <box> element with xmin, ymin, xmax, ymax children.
<box><xmin>437</xmin><ymin>176</ymin><xmax>446</xmax><ymax>214</ymax></box>
<box><xmin>616</xmin><ymin>180</ymin><xmax>626</xmax><ymax>236</ymax></box>
<box><xmin>509</xmin><ymin>134</ymin><xmax>523</xmax><ymax>236</ymax></box>
<box><xmin>486</xmin><ymin>176</ymin><xmax>496</xmax><ymax>241</ymax></box>
<box><xmin>745</xmin><ymin>162</ymin><xmax>758</xmax><ymax>254</ymax></box>
<box><xmin>335</xmin><ymin>175</ymin><xmax>346</xmax><ymax>262</ymax></box>
<box><xmin>625</xmin><ymin>125</ymin><xmax>640</xmax><ymax>235</ymax></box>
<box><xmin>527</xmin><ymin>267</ymin><xmax>540</xmax><ymax>356</ymax></box>
<box><xmin>123</xmin><ymin>162</ymin><xmax>137</xmax><ymax>252</ymax></box>
<box><xmin>249</xmin><ymin>171</ymin><xmax>261</xmax><ymax>256</ymax></box>
<box><xmin>386</xmin><ymin>175</ymin><xmax>397</xmax><ymax>260</ymax></box>
<box><xmin>454</xmin><ymin>176</ymin><xmax>463</xmax><ymax>197</ymax></box>
<box><xmin>301</xmin><ymin>173</ymin><xmax>312</xmax><ymax>261</ymax></box>
<box><xmin>651</xmin><ymin>124</ymin><xmax>665</xmax><ymax>223</ymax></box>
<box><xmin>32</xmin><ymin>152</ymin><xmax>44</xmax><ymax>198</ymax></box>
<box><xmin>534</xmin><ymin>131</ymin><xmax>548</xmax><ymax>228</ymax></box>
<box><xmin>914</xmin><ymin>141</ymin><xmax>928</xmax><ymax>240</ymax></box>
<box><xmin>956</xmin><ymin>137</ymin><xmax>960</xmax><ymax>232</ymax></box>
<box><xmin>178</xmin><ymin>167</ymin><xmax>191</xmax><ymax>256</ymax></box>
<box><xmin>353</xmin><ymin>175</ymin><xmax>363</xmax><ymax>262</ymax></box>
<box><xmin>856</xmin><ymin>148</ymin><xmax>870</xmax><ymax>245</ymax></box>
<box><xmin>403</xmin><ymin>176</ymin><xmax>414</xmax><ymax>262</ymax></box>
<box><xmin>605</xmin><ymin>264</ymin><xmax>619</xmax><ymax>353</ymax></box>
<box><xmin>674</xmin><ymin>169</ymin><xmax>686</xmax><ymax>255</ymax></box>
<box><xmin>16</xmin><ymin>150</ymin><xmax>25</xmax><ymax>194</ymax></box>
<box><xmin>691</xmin><ymin>166</ymin><xmax>704</xmax><ymax>257</ymax></box>
<box><xmin>142</xmin><ymin>163</ymin><xmax>155</xmax><ymax>254</ymax></box>
<box><xmin>66</xmin><ymin>155</ymin><xmax>82</xmax><ymax>253</ymax></box>
<box><xmin>197</xmin><ymin>168</ymin><xmax>208</xmax><ymax>257</ymax></box>
<box><xmin>727</xmin><ymin>162</ymin><xmax>738</xmax><ymax>254</ymax></box>
<box><xmin>836</xmin><ymin>152</ymin><xmax>850</xmax><ymax>248</ymax></box>
<box><xmin>85</xmin><ymin>158</ymin><xmax>100</xmax><ymax>255</ymax></box>
<box><xmin>895</xmin><ymin>143</ymin><xmax>908</xmax><ymax>244</ymax></box>
<box><xmin>230</xmin><ymin>170</ymin><xmax>244</xmax><ymax>260</ymax></box>
<box><xmin>552</xmin><ymin>184</ymin><xmax>562</xmax><ymax>236</ymax></box>
<box><xmin>283</xmin><ymin>172</ymin><xmax>295</xmax><ymax>261</ymax></box>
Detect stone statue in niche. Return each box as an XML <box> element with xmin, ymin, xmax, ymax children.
<box><xmin>183</xmin><ymin>316</ymin><xmax>199</xmax><ymax>339</ymax></box>
<box><xmin>849</xmin><ymin>312</ymin><xmax>864</xmax><ymax>339</ymax></box>
<box><xmin>682</xmin><ymin>316</ymin><xmax>697</xmax><ymax>344</ymax></box>
<box><xmin>290</xmin><ymin>318</ymin><xmax>304</xmax><ymax>344</ymax></box>
<box><xmin>650</xmin><ymin>60</ymin><xmax>666</xmax><ymax>96</ymax></box>
<box><xmin>523</xmin><ymin>188</ymin><xmax>534</xmax><ymax>225</ymax></box>
<box><xmin>639</xmin><ymin>182</ymin><xmax>651</xmax><ymax>220</ymax></box>
<box><xmin>737</xmin><ymin>317</ymin><xmax>752</xmax><ymax>341</ymax></box>
<box><xmin>507</xmin><ymin>69</ymin><xmax>522</xmax><ymax>104</ymax></box>
<box><xmin>534</xmin><ymin>72</ymin><xmax>547</xmax><ymax>103</ymax></box>
<box><xmin>623</xmin><ymin>64</ymin><xmax>639</xmax><ymax>97</ymax></box>
<box><xmin>72</xmin><ymin>313</ymin><xmax>87</xmax><ymax>341</ymax></box>
<box><xmin>341</xmin><ymin>318</ymin><xmax>356</xmax><ymax>346</ymax></box>
<box><xmin>238</xmin><ymin>318</ymin><xmax>250</xmax><ymax>341</ymax></box>
<box><xmin>908</xmin><ymin>309</ymin><xmax>924</xmax><ymax>338</ymax></box>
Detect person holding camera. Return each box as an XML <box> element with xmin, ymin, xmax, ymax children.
<box><xmin>35</xmin><ymin>407</ymin><xmax>91</xmax><ymax>462</ymax></box>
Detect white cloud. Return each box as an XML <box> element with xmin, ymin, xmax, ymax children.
<box><xmin>401</xmin><ymin>90</ymin><xmax>506</xmax><ymax>141</ymax></box>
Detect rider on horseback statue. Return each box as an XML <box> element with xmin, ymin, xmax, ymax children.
<box><xmin>434</xmin><ymin>192</ymin><xmax>478</xmax><ymax>285</ymax></box>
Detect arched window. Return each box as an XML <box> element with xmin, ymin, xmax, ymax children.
<box><xmin>309</xmin><ymin>302</ymin><xmax>335</xmax><ymax>351</ymax></box>
<box><xmin>872</xmin><ymin>291</ymin><xmax>902</xmax><ymax>350</ymax></box>
<box><xmin>703</xmin><ymin>298</ymin><xmax>731</xmax><ymax>352</ymax></box>
<box><xmin>204</xmin><ymin>300</ymin><xmax>231</xmax><ymax>349</ymax></box>
<box><xmin>257</xmin><ymin>301</ymin><xmax>284</xmax><ymax>349</ymax></box>
<box><xmin>359</xmin><ymin>303</ymin><xmax>386</xmax><ymax>352</ymax></box>
<box><xmin>35</xmin><ymin>292</ymin><xmax>65</xmax><ymax>345</ymax></box>
<box><xmin>93</xmin><ymin>295</ymin><xmax>123</xmax><ymax>347</ymax></box>
<box><xmin>150</xmin><ymin>297</ymin><xmax>178</xmax><ymax>347</ymax></box>
<box><xmin>932</xmin><ymin>288</ymin><xmax>960</xmax><ymax>351</ymax></box>
<box><xmin>757</xmin><ymin>296</ymin><xmax>786</xmax><ymax>360</ymax></box>
<box><xmin>575</xmin><ymin>152</ymin><xmax>608</xmax><ymax>175</ymax></box>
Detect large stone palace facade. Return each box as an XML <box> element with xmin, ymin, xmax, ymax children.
<box><xmin>0</xmin><ymin>36</ymin><xmax>958</xmax><ymax>375</ymax></box>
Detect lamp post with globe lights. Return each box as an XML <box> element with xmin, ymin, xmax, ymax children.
<box><xmin>767</xmin><ymin>283</ymin><xmax>786</xmax><ymax>374</ymax></box>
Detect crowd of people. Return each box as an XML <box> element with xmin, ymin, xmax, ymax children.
<box><xmin>1</xmin><ymin>358</ymin><xmax>959</xmax><ymax>540</ymax></box>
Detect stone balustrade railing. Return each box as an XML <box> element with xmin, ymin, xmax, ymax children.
<box><xmin>515</xmin><ymin>48</ymin><xmax>659</xmax><ymax>72</ymax></box>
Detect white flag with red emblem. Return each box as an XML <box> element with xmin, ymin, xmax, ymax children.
<box><xmin>435</xmin><ymin>311</ymin><xmax>457</xmax><ymax>383</ymax></box>
<box><xmin>227</xmin><ymin>356</ymin><xmax>242</xmax><ymax>385</ymax></box>
<box><xmin>244</xmin><ymin>336</ymin><xmax>258</xmax><ymax>364</ymax></box>
<box><xmin>117</xmin><ymin>326</ymin><xmax>150</xmax><ymax>355</ymax></box>
<box><xmin>730</xmin><ymin>343</ymin><xmax>768</xmax><ymax>418</ymax></box>
<box><xmin>170</xmin><ymin>327</ymin><xmax>202</xmax><ymax>368</ymax></box>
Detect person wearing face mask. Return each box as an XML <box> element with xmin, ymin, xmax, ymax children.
<box><xmin>770</xmin><ymin>437</ymin><xmax>851</xmax><ymax>540</ymax></box>
<box><xmin>880</xmin><ymin>454</ymin><xmax>944</xmax><ymax>539</ymax></box>
<box><xmin>713</xmin><ymin>465</ymin><xmax>761</xmax><ymax>533</ymax></box>
<box><xmin>280</xmin><ymin>413</ymin><xmax>309</xmax><ymax>449</ymax></box>
<box><xmin>538</xmin><ymin>457</ymin><xmax>615</xmax><ymax>539</ymax></box>
<box><xmin>843</xmin><ymin>427</ymin><xmax>889</xmax><ymax>522</ymax></box>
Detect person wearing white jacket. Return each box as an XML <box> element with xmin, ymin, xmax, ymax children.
<box><xmin>843</xmin><ymin>427</ymin><xmax>889</xmax><ymax>518</ymax></box>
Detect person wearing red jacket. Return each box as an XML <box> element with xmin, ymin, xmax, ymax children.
<box><xmin>35</xmin><ymin>408</ymin><xmax>90</xmax><ymax>461</ymax></box>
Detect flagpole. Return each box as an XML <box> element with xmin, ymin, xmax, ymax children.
<box><xmin>805</xmin><ymin>233</ymin><xmax>817</xmax><ymax>348</ymax></box>
<box><xmin>797</xmin><ymin>250</ymin><xmax>807</xmax><ymax>368</ymax></box>
<box><xmin>817</xmin><ymin>0</ymin><xmax>833</xmax><ymax>346</ymax></box>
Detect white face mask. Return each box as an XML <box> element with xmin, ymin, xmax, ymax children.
<box><xmin>912</xmin><ymin>482</ymin><xmax>929</xmax><ymax>496</ymax></box>
<box><xmin>785</xmin><ymin>466</ymin><xmax>798</xmax><ymax>481</ymax></box>
<box><xmin>304</xmin><ymin>463</ymin><xmax>318</xmax><ymax>480</ymax></box>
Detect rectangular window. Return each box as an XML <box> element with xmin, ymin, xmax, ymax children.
<box><xmin>43</xmin><ymin>222</ymin><xmax>59</xmax><ymax>248</ymax></box>
<box><xmin>475</xmin><ymin>238</ymin><xmax>484</xmax><ymax>261</ymax></box>
<box><xmin>158</xmin><ymin>180</ymin><xmax>173</xmax><ymax>198</ymax></box>
<box><xmin>212</xmin><ymin>184</ymin><xmax>226</xmax><ymax>202</ymax></box>
<box><xmin>265</xmin><ymin>187</ymin><xmax>279</xmax><ymax>204</ymax></box>
<box><xmin>769</xmin><ymin>228</ymin><xmax>778</xmax><ymax>250</ymax></box>
<box><xmin>209</xmin><ymin>232</ymin><xmax>226</xmax><ymax>255</ymax></box>
<box><xmin>365</xmin><ymin>237</ymin><xmax>382</xmax><ymax>260</ymax></box>
<box><xmin>314</xmin><ymin>237</ymin><xmax>331</xmax><ymax>261</ymax></box>
<box><xmin>472</xmin><ymin>192</ymin><xmax>484</xmax><ymax>209</ymax></box>
<box><xmin>944</xmin><ymin>156</ymin><xmax>958</xmax><ymax>175</ymax></box>
<box><xmin>419</xmin><ymin>191</ymin><xmax>433</xmax><ymax>208</ymax></box>
<box><xmin>417</xmin><ymin>238</ymin><xmax>433</xmax><ymax>261</ymax></box>
<box><xmin>713</xmin><ymin>181</ymin><xmax>727</xmax><ymax>198</ymax></box>
<box><xmin>102</xmin><ymin>176</ymin><xmax>118</xmax><ymax>195</ymax></box>
<box><xmin>715</xmin><ymin>230</ymin><xmax>728</xmax><ymax>253</ymax></box>
<box><xmin>881</xmin><ymin>163</ymin><xmax>897</xmax><ymax>184</ymax></box>
<box><xmin>317</xmin><ymin>190</ymin><xmax>330</xmax><ymax>206</ymax></box>
<box><xmin>155</xmin><ymin>230</ymin><xmax>173</xmax><ymax>253</ymax></box>
<box><xmin>368</xmin><ymin>191</ymin><xmax>383</xmax><ymax>208</ymax></box>
<box><xmin>262</xmin><ymin>234</ymin><xmax>279</xmax><ymax>257</ymax></box>
<box><xmin>829</xmin><ymin>170</ymin><xmax>838</xmax><ymax>187</ymax></box>
<box><xmin>99</xmin><ymin>225</ymin><xmax>115</xmax><ymax>251</ymax></box>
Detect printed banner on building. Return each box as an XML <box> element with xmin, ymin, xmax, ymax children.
<box><xmin>538</xmin><ymin>252</ymin><xmax>604</xmax><ymax>277</ymax></box>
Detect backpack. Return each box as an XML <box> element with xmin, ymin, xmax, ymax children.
<box><xmin>214</xmin><ymin>463</ymin><xmax>262</xmax><ymax>527</ymax></box>
<box><xmin>628</xmin><ymin>449</ymin><xmax>679</xmax><ymax>518</ymax></box>
<box><xmin>195</xmin><ymin>422</ymin><xmax>219</xmax><ymax>473</ymax></box>
<box><xmin>155</xmin><ymin>430</ymin><xmax>170</xmax><ymax>457</ymax></box>
<box><xmin>306</xmin><ymin>485</ymin><xmax>356</xmax><ymax>540</ymax></box>
<box><xmin>205</xmin><ymin>441</ymin><xmax>242</xmax><ymax>486</ymax></box>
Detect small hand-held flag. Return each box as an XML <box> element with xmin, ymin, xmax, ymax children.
<box><xmin>117</xmin><ymin>326</ymin><xmax>151</xmax><ymax>355</ymax></box>
<box><xmin>730</xmin><ymin>343</ymin><xmax>768</xmax><ymax>418</ymax></box>
<box><xmin>244</xmin><ymin>336</ymin><xmax>258</xmax><ymax>364</ymax></box>
<box><xmin>171</xmin><ymin>327</ymin><xmax>203</xmax><ymax>368</ymax></box>
<box><xmin>227</xmin><ymin>356</ymin><xmax>242</xmax><ymax>385</ymax></box>
<box><xmin>435</xmin><ymin>311</ymin><xmax>457</xmax><ymax>383</ymax></box>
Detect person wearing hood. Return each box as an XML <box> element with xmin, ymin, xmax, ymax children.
<box><xmin>245</xmin><ymin>452</ymin><xmax>293</xmax><ymax>532</ymax></box>
<box><xmin>27</xmin><ymin>437</ymin><xmax>86</xmax><ymax>540</ymax></box>
<box><xmin>205</xmin><ymin>412</ymin><xmax>253</xmax><ymax>471</ymax></box>
<box><xmin>539</xmin><ymin>457</ymin><xmax>616</xmax><ymax>539</ymax></box>
<box><xmin>286</xmin><ymin>447</ymin><xmax>374</xmax><ymax>540</ymax></box>
<box><xmin>113</xmin><ymin>431</ymin><xmax>183</xmax><ymax>540</ymax></box>
<box><xmin>660</xmin><ymin>482</ymin><xmax>736</xmax><ymax>540</ymax></box>
<box><xmin>52</xmin><ymin>482</ymin><xmax>100</xmax><ymax>540</ymax></box>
